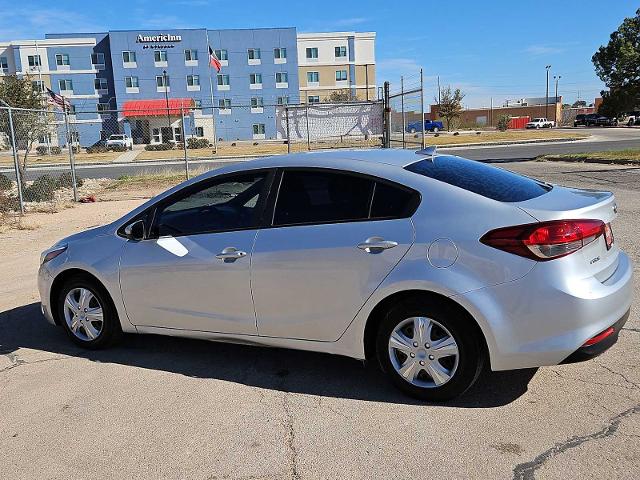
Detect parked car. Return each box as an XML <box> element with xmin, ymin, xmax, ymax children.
<box><xmin>406</xmin><ymin>120</ymin><xmax>444</xmax><ymax>133</ymax></box>
<box><xmin>105</xmin><ymin>134</ymin><xmax>133</xmax><ymax>150</ymax></box>
<box><xmin>620</xmin><ymin>111</ymin><xmax>640</xmax><ymax>126</ymax></box>
<box><xmin>584</xmin><ymin>113</ymin><xmax>601</xmax><ymax>126</ymax></box>
<box><xmin>573</xmin><ymin>114</ymin><xmax>588</xmax><ymax>127</ymax></box>
<box><xmin>525</xmin><ymin>118</ymin><xmax>555</xmax><ymax>129</ymax></box>
<box><xmin>595</xmin><ymin>115</ymin><xmax>618</xmax><ymax>127</ymax></box>
<box><xmin>38</xmin><ymin>150</ymin><xmax>632</xmax><ymax>401</ymax></box>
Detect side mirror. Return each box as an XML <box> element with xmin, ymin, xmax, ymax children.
<box><xmin>124</xmin><ymin>220</ymin><xmax>145</xmax><ymax>241</ymax></box>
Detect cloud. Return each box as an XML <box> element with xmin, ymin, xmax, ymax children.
<box><xmin>331</xmin><ymin>17</ymin><xmax>371</xmax><ymax>27</ymax></box>
<box><xmin>137</xmin><ymin>14</ymin><xmax>198</xmax><ymax>29</ymax></box>
<box><xmin>0</xmin><ymin>8</ymin><xmax>102</xmax><ymax>39</ymax></box>
<box><xmin>524</xmin><ymin>44</ymin><xmax>567</xmax><ymax>56</ymax></box>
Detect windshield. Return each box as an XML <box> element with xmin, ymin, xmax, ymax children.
<box><xmin>109</xmin><ymin>135</ymin><xmax>125</xmax><ymax>140</ymax></box>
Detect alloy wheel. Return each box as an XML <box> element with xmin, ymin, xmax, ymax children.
<box><xmin>63</xmin><ymin>287</ymin><xmax>104</xmax><ymax>342</ymax></box>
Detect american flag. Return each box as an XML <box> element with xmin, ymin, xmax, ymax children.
<box><xmin>208</xmin><ymin>46</ymin><xmax>222</xmax><ymax>72</ymax></box>
<box><xmin>46</xmin><ymin>87</ymin><xmax>70</xmax><ymax>110</ymax></box>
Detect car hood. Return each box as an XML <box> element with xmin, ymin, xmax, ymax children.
<box><xmin>55</xmin><ymin>224</ymin><xmax>111</xmax><ymax>247</ymax></box>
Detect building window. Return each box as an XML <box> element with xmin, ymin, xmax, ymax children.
<box><xmin>307</xmin><ymin>71</ymin><xmax>319</xmax><ymax>83</ymax></box>
<box><xmin>248</xmin><ymin>48</ymin><xmax>261</xmax><ymax>60</ymax></box>
<box><xmin>277</xmin><ymin>96</ymin><xmax>289</xmax><ymax>106</ymax></box>
<box><xmin>154</xmin><ymin>50</ymin><xmax>168</xmax><ymax>63</ymax></box>
<box><xmin>251</xmin><ymin>97</ymin><xmax>264</xmax><ymax>108</ymax></box>
<box><xmin>67</xmin><ymin>104</ymin><xmax>76</xmax><ymax>114</ymax></box>
<box><xmin>91</xmin><ymin>52</ymin><xmax>105</xmax><ymax>66</ymax></box>
<box><xmin>308</xmin><ymin>95</ymin><xmax>320</xmax><ymax>104</ymax></box>
<box><xmin>97</xmin><ymin>103</ymin><xmax>109</xmax><ymax>113</ymax></box>
<box><xmin>94</xmin><ymin>78</ymin><xmax>108</xmax><ymax>90</ymax></box>
<box><xmin>306</xmin><ymin>47</ymin><xmax>318</xmax><ymax>59</ymax></box>
<box><xmin>184</xmin><ymin>49</ymin><xmax>198</xmax><ymax>61</ymax></box>
<box><xmin>195</xmin><ymin>126</ymin><xmax>204</xmax><ymax>137</ymax></box>
<box><xmin>55</xmin><ymin>53</ymin><xmax>70</xmax><ymax>66</ymax></box>
<box><xmin>32</xmin><ymin>80</ymin><xmax>44</xmax><ymax>92</ymax></box>
<box><xmin>152</xmin><ymin>128</ymin><xmax>161</xmax><ymax>143</ymax></box>
<box><xmin>186</xmin><ymin>74</ymin><xmax>200</xmax><ymax>86</ymax></box>
<box><xmin>28</xmin><ymin>55</ymin><xmax>41</xmax><ymax>67</ymax></box>
<box><xmin>335</xmin><ymin>46</ymin><xmax>347</xmax><ymax>57</ymax></box>
<box><xmin>275</xmin><ymin>72</ymin><xmax>288</xmax><ymax>83</ymax></box>
<box><xmin>217</xmin><ymin>74</ymin><xmax>230</xmax><ymax>86</ymax></box>
<box><xmin>0</xmin><ymin>56</ymin><xmax>8</xmax><ymax>73</ymax></box>
<box><xmin>250</xmin><ymin>73</ymin><xmax>262</xmax><ymax>86</ymax></box>
<box><xmin>252</xmin><ymin>124</ymin><xmax>266</xmax><ymax>135</ymax></box>
<box><xmin>59</xmin><ymin>79</ymin><xmax>73</xmax><ymax>92</ymax></box>
<box><xmin>218</xmin><ymin>98</ymin><xmax>231</xmax><ymax>109</ymax></box>
<box><xmin>122</xmin><ymin>51</ymin><xmax>136</xmax><ymax>64</ymax></box>
<box><xmin>156</xmin><ymin>75</ymin><xmax>170</xmax><ymax>87</ymax></box>
<box><xmin>214</xmin><ymin>49</ymin><xmax>228</xmax><ymax>61</ymax></box>
<box><xmin>193</xmin><ymin>99</ymin><xmax>202</xmax><ymax>109</ymax></box>
<box><xmin>125</xmin><ymin>76</ymin><xmax>139</xmax><ymax>88</ymax></box>
<box><xmin>274</xmin><ymin>47</ymin><xmax>287</xmax><ymax>59</ymax></box>
<box><xmin>336</xmin><ymin>70</ymin><xmax>347</xmax><ymax>81</ymax></box>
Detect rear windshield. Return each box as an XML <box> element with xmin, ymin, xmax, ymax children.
<box><xmin>110</xmin><ymin>135</ymin><xmax>124</xmax><ymax>139</ymax></box>
<box><xmin>405</xmin><ymin>156</ymin><xmax>551</xmax><ymax>202</ymax></box>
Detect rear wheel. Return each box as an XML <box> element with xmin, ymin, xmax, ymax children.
<box><xmin>56</xmin><ymin>276</ymin><xmax>121</xmax><ymax>349</ymax></box>
<box><xmin>376</xmin><ymin>299</ymin><xmax>484</xmax><ymax>401</ymax></box>
<box><xmin>432</xmin><ymin>127</ymin><xmax>439</xmax><ymax>133</ymax></box>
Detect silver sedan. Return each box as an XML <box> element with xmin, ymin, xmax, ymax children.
<box><xmin>38</xmin><ymin>149</ymin><xmax>633</xmax><ymax>401</ymax></box>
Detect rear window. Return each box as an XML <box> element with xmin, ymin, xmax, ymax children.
<box><xmin>110</xmin><ymin>135</ymin><xmax>124</xmax><ymax>139</ymax></box>
<box><xmin>405</xmin><ymin>156</ymin><xmax>551</xmax><ymax>202</ymax></box>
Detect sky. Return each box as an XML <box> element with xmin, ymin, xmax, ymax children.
<box><xmin>0</xmin><ymin>0</ymin><xmax>637</xmax><ymax>108</ymax></box>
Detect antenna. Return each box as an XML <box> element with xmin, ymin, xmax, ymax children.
<box><xmin>416</xmin><ymin>145</ymin><xmax>437</xmax><ymax>161</ymax></box>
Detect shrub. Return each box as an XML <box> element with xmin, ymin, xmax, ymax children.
<box><xmin>57</xmin><ymin>172</ymin><xmax>84</xmax><ymax>189</ymax></box>
<box><xmin>23</xmin><ymin>175</ymin><xmax>58</xmax><ymax>202</ymax></box>
<box><xmin>86</xmin><ymin>145</ymin><xmax>109</xmax><ymax>154</ymax></box>
<box><xmin>144</xmin><ymin>143</ymin><xmax>174</xmax><ymax>151</ymax></box>
<box><xmin>109</xmin><ymin>145</ymin><xmax>127</xmax><ymax>152</ymax></box>
<box><xmin>36</xmin><ymin>146</ymin><xmax>48</xmax><ymax>155</ymax></box>
<box><xmin>0</xmin><ymin>192</ymin><xmax>20</xmax><ymax>213</ymax></box>
<box><xmin>0</xmin><ymin>173</ymin><xmax>12</xmax><ymax>191</ymax></box>
<box><xmin>50</xmin><ymin>146</ymin><xmax>62</xmax><ymax>155</ymax></box>
<box><xmin>187</xmin><ymin>138</ymin><xmax>210</xmax><ymax>149</ymax></box>
<box><xmin>497</xmin><ymin>115</ymin><xmax>511</xmax><ymax>132</ymax></box>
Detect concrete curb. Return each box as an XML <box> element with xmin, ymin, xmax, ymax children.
<box><xmin>540</xmin><ymin>156</ymin><xmax>640</xmax><ymax>165</ymax></box>
<box><xmin>434</xmin><ymin>136</ymin><xmax>587</xmax><ymax>149</ymax></box>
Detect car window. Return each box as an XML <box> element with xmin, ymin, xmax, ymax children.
<box><xmin>370</xmin><ymin>182</ymin><xmax>419</xmax><ymax>219</ymax></box>
<box><xmin>273</xmin><ymin>170</ymin><xmax>373</xmax><ymax>226</ymax></box>
<box><xmin>154</xmin><ymin>172</ymin><xmax>267</xmax><ymax>236</ymax></box>
<box><xmin>405</xmin><ymin>156</ymin><xmax>551</xmax><ymax>202</ymax></box>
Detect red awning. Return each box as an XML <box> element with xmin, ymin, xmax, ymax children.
<box><xmin>122</xmin><ymin>98</ymin><xmax>194</xmax><ymax>117</ymax></box>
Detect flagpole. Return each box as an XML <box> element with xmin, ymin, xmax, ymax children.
<box><xmin>35</xmin><ymin>39</ymin><xmax>51</xmax><ymax>155</ymax></box>
<box><xmin>205</xmin><ymin>30</ymin><xmax>218</xmax><ymax>152</ymax></box>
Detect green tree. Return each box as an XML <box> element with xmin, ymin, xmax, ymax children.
<box><xmin>0</xmin><ymin>75</ymin><xmax>50</xmax><ymax>182</ymax></box>
<box><xmin>435</xmin><ymin>86</ymin><xmax>465</xmax><ymax>131</ymax></box>
<box><xmin>572</xmin><ymin>100</ymin><xmax>587</xmax><ymax>108</ymax></box>
<box><xmin>324</xmin><ymin>89</ymin><xmax>351</xmax><ymax>103</ymax></box>
<box><xmin>497</xmin><ymin>114</ymin><xmax>511</xmax><ymax>132</ymax></box>
<box><xmin>592</xmin><ymin>8</ymin><xmax>640</xmax><ymax>114</ymax></box>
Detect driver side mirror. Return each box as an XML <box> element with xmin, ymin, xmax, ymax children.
<box><xmin>124</xmin><ymin>220</ymin><xmax>146</xmax><ymax>241</ymax></box>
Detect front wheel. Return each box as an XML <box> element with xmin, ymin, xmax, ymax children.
<box><xmin>56</xmin><ymin>276</ymin><xmax>122</xmax><ymax>349</ymax></box>
<box><xmin>376</xmin><ymin>299</ymin><xmax>484</xmax><ymax>401</ymax></box>
<box><xmin>432</xmin><ymin>127</ymin><xmax>439</xmax><ymax>133</ymax></box>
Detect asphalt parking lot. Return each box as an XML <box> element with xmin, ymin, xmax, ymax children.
<box><xmin>1</xmin><ymin>160</ymin><xmax>639</xmax><ymax>480</ymax></box>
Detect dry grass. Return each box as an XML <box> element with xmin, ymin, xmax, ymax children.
<box><xmin>0</xmin><ymin>150</ymin><xmax>122</xmax><ymax>166</ymax></box>
<box><xmin>417</xmin><ymin>130</ymin><xmax>589</xmax><ymax>146</ymax></box>
<box><xmin>538</xmin><ymin>149</ymin><xmax>640</xmax><ymax>164</ymax></box>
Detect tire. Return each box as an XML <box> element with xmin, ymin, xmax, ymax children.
<box><xmin>410</xmin><ymin>128</ymin><xmax>416</xmax><ymax>134</ymax></box>
<box><xmin>56</xmin><ymin>275</ymin><xmax>122</xmax><ymax>349</ymax></box>
<box><xmin>376</xmin><ymin>299</ymin><xmax>484</xmax><ymax>401</ymax></box>
<box><xmin>536</xmin><ymin>125</ymin><xmax>540</xmax><ymax>129</ymax></box>
<box><xmin>432</xmin><ymin>127</ymin><xmax>439</xmax><ymax>133</ymax></box>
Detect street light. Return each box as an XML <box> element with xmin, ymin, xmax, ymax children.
<box><xmin>553</xmin><ymin>75</ymin><xmax>561</xmax><ymax>124</ymax></box>
<box><xmin>163</xmin><ymin>70</ymin><xmax>171</xmax><ymax>137</ymax></box>
<box><xmin>545</xmin><ymin>65</ymin><xmax>551</xmax><ymax>119</ymax></box>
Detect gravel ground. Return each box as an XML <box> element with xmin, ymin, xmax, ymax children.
<box><xmin>0</xmin><ymin>161</ymin><xmax>638</xmax><ymax>480</ymax></box>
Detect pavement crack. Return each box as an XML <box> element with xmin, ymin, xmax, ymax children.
<box><xmin>596</xmin><ymin>363</ymin><xmax>640</xmax><ymax>389</ymax></box>
<box><xmin>622</xmin><ymin>327</ymin><xmax>640</xmax><ymax>333</ymax></box>
<box><xmin>0</xmin><ymin>353</ymin><xmax>70</xmax><ymax>374</ymax></box>
<box><xmin>512</xmin><ymin>404</ymin><xmax>640</xmax><ymax>480</ymax></box>
<box><xmin>281</xmin><ymin>392</ymin><xmax>300</xmax><ymax>480</ymax></box>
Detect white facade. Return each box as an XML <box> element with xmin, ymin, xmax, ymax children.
<box><xmin>296</xmin><ymin>32</ymin><xmax>376</xmax><ymax>66</ymax></box>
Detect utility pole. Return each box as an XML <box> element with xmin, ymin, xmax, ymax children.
<box><xmin>163</xmin><ymin>70</ymin><xmax>171</xmax><ymax>141</ymax></box>
<box><xmin>437</xmin><ymin>75</ymin><xmax>441</xmax><ymax>106</ymax></box>
<box><xmin>554</xmin><ymin>75</ymin><xmax>561</xmax><ymax>124</ymax></box>
<box><xmin>545</xmin><ymin>65</ymin><xmax>551</xmax><ymax>119</ymax></box>
<box><xmin>401</xmin><ymin>75</ymin><xmax>406</xmax><ymax>149</ymax></box>
<box><xmin>420</xmin><ymin>68</ymin><xmax>425</xmax><ymax>149</ymax></box>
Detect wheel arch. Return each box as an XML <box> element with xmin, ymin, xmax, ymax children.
<box><xmin>363</xmin><ymin>289</ymin><xmax>490</xmax><ymax>367</ymax></box>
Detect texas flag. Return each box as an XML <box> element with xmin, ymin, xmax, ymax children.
<box><xmin>208</xmin><ymin>46</ymin><xmax>221</xmax><ymax>72</ymax></box>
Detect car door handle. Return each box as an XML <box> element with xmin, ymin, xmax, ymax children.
<box><xmin>215</xmin><ymin>247</ymin><xmax>247</xmax><ymax>261</ymax></box>
<box><xmin>357</xmin><ymin>237</ymin><xmax>398</xmax><ymax>252</ymax></box>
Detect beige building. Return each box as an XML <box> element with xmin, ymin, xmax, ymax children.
<box><xmin>296</xmin><ymin>31</ymin><xmax>376</xmax><ymax>103</ymax></box>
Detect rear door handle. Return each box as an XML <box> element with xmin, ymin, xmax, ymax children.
<box><xmin>357</xmin><ymin>237</ymin><xmax>398</xmax><ymax>253</ymax></box>
<box><xmin>215</xmin><ymin>247</ymin><xmax>247</xmax><ymax>261</ymax></box>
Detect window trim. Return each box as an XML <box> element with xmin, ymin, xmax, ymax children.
<box><xmin>265</xmin><ymin>167</ymin><xmax>421</xmax><ymax>229</ymax></box>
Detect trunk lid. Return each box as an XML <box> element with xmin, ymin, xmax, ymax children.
<box><xmin>516</xmin><ymin>185</ymin><xmax>619</xmax><ymax>281</ymax></box>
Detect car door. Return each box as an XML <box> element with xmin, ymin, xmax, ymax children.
<box><xmin>119</xmin><ymin>169</ymin><xmax>273</xmax><ymax>334</ymax></box>
<box><xmin>251</xmin><ymin>168</ymin><xmax>418</xmax><ymax>341</ymax></box>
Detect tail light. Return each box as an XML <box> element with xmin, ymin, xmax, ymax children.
<box><xmin>480</xmin><ymin>219</ymin><xmax>606</xmax><ymax>261</ymax></box>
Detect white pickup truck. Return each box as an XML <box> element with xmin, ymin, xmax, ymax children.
<box><xmin>525</xmin><ymin>118</ymin><xmax>555</xmax><ymax>129</ymax></box>
<box><xmin>106</xmin><ymin>134</ymin><xmax>133</xmax><ymax>150</ymax></box>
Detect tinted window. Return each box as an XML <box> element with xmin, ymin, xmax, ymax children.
<box><xmin>405</xmin><ymin>156</ymin><xmax>551</xmax><ymax>202</ymax></box>
<box><xmin>370</xmin><ymin>182</ymin><xmax>418</xmax><ymax>219</ymax></box>
<box><xmin>274</xmin><ymin>170</ymin><xmax>373</xmax><ymax>226</ymax></box>
<box><xmin>155</xmin><ymin>173</ymin><xmax>267</xmax><ymax>236</ymax></box>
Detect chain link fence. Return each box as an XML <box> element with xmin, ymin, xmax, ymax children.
<box><xmin>386</xmin><ymin>71</ymin><xmax>428</xmax><ymax>149</ymax></box>
<box><xmin>0</xmin><ymin>100</ymin><xmax>384</xmax><ymax>222</ymax></box>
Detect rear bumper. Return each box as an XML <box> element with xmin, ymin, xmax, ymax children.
<box><xmin>561</xmin><ymin>308</ymin><xmax>630</xmax><ymax>364</ymax></box>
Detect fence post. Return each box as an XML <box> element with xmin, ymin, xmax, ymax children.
<box><xmin>6</xmin><ymin>106</ymin><xmax>25</xmax><ymax>214</ymax></box>
<box><xmin>181</xmin><ymin>107</ymin><xmax>189</xmax><ymax>180</ymax></box>
<box><xmin>420</xmin><ymin>68</ymin><xmax>426</xmax><ymax>149</ymax></box>
<box><xmin>305</xmin><ymin>103</ymin><xmax>311</xmax><ymax>151</ymax></box>
<box><xmin>401</xmin><ymin>75</ymin><xmax>406</xmax><ymax>149</ymax></box>
<box><xmin>382</xmin><ymin>81</ymin><xmax>390</xmax><ymax>148</ymax></box>
<box><xmin>63</xmin><ymin>108</ymin><xmax>79</xmax><ymax>202</ymax></box>
<box><xmin>285</xmin><ymin>107</ymin><xmax>291</xmax><ymax>154</ymax></box>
